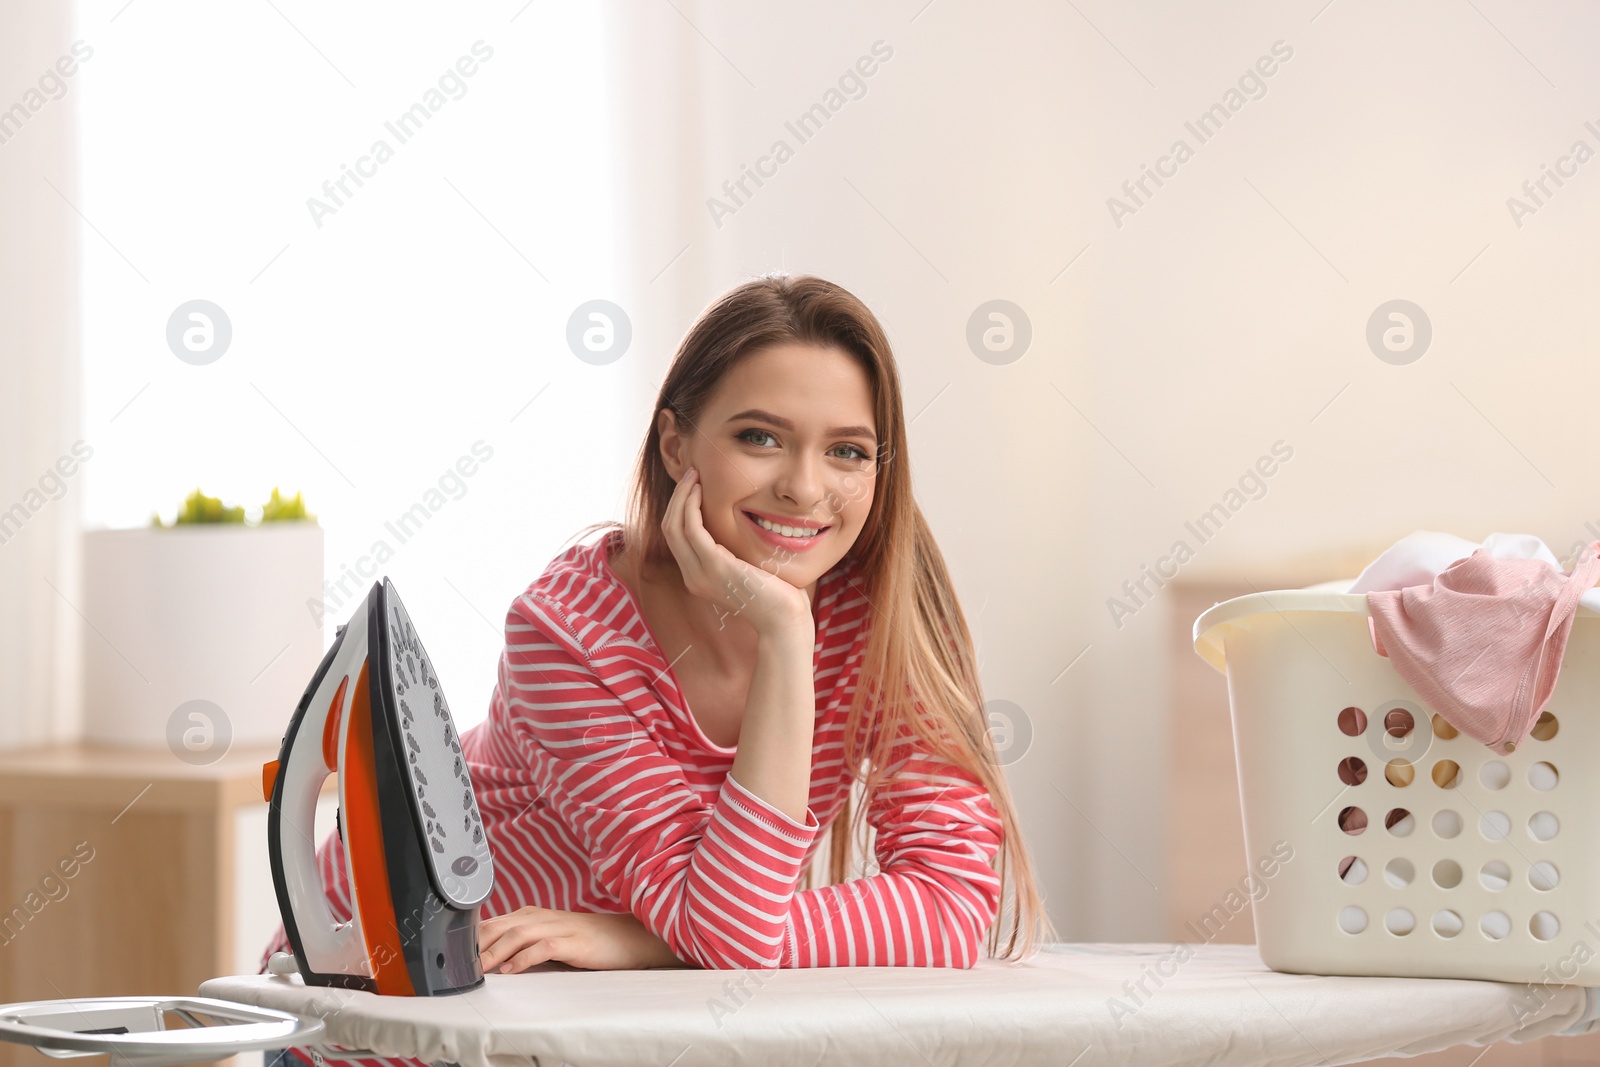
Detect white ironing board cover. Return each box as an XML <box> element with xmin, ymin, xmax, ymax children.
<box><xmin>200</xmin><ymin>943</ymin><xmax>1597</xmax><ymax>1067</ymax></box>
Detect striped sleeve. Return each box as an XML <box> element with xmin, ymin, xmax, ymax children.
<box><xmin>786</xmin><ymin>721</ymin><xmax>1004</xmax><ymax>968</ymax></box>
<box><xmin>501</xmin><ymin>592</ymin><xmax>822</xmax><ymax>970</ymax></box>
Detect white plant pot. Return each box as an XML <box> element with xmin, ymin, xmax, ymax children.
<box><xmin>81</xmin><ymin>524</ymin><xmax>324</xmax><ymax>753</ymax></box>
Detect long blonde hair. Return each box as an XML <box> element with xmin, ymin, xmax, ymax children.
<box><xmin>571</xmin><ymin>273</ymin><xmax>1057</xmax><ymax>960</ymax></box>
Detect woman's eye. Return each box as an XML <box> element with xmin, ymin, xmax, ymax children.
<box><xmin>736</xmin><ymin>429</ymin><xmax>870</xmax><ymax>462</ymax></box>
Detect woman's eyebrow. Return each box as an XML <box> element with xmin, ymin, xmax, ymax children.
<box><xmin>725</xmin><ymin>408</ymin><xmax>877</xmax><ymax>441</ymax></box>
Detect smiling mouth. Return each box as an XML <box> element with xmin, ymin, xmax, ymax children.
<box><xmin>743</xmin><ymin>511</ymin><xmax>830</xmax><ymax>538</ymax></box>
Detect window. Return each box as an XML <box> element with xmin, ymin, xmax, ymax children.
<box><xmin>75</xmin><ymin>1</ymin><xmax>627</xmax><ymax>727</ymax></box>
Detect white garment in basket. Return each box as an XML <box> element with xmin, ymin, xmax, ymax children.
<box><xmin>1347</xmin><ymin>530</ymin><xmax>1600</xmax><ymax>614</ymax></box>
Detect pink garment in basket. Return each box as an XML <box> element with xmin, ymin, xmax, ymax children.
<box><xmin>1366</xmin><ymin>539</ymin><xmax>1600</xmax><ymax>752</ymax></box>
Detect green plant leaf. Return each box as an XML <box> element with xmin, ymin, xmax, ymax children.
<box><xmin>150</xmin><ymin>486</ymin><xmax>315</xmax><ymax>526</ymax></box>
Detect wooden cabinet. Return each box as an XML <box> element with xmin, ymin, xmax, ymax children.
<box><xmin>0</xmin><ymin>743</ymin><xmax>329</xmax><ymax>1067</ymax></box>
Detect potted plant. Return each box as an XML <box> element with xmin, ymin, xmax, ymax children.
<box><xmin>81</xmin><ymin>488</ymin><xmax>324</xmax><ymax>756</ymax></box>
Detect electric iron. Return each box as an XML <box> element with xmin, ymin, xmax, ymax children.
<box><xmin>0</xmin><ymin>577</ymin><xmax>492</xmax><ymax>1067</ymax></box>
<box><xmin>262</xmin><ymin>576</ymin><xmax>494</xmax><ymax>996</ymax></box>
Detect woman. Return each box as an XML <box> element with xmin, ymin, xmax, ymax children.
<box><xmin>260</xmin><ymin>274</ymin><xmax>1054</xmax><ymax>1061</ymax></box>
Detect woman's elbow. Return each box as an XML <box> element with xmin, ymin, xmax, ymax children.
<box><xmin>662</xmin><ymin>926</ymin><xmax>785</xmax><ymax>973</ymax></box>
<box><xmin>946</xmin><ymin>887</ymin><xmax>1000</xmax><ymax>968</ymax></box>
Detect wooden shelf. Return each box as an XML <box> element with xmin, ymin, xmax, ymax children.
<box><xmin>0</xmin><ymin>742</ymin><xmax>283</xmax><ymax>811</ymax></box>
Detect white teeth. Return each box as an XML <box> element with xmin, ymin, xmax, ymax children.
<box><xmin>751</xmin><ymin>514</ymin><xmax>821</xmax><ymax>538</ymax></box>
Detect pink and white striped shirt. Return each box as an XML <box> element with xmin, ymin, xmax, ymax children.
<box><xmin>260</xmin><ymin>529</ymin><xmax>1003</xmax><ymax>1061</ymax></box>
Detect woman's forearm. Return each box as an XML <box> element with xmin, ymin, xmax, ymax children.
<box><xmin>729</xmin><ymin>622</ymin><xmax>816</xmax><ymax>824</ymax></box>
<box><xmin>633</xmin><ymin>920</ymin><xmax>691</xmax><ymax>967</ymax></box>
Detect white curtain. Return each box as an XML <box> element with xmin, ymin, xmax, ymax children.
<box><xmin>0</xmin><ymin>1</ymin><xmax>85</xmax><ymax>749</ymax></box>
<box><xmin>599</xmin><ymin>0</ymin><xmax>723</xmax><ymax>397</ymax></box>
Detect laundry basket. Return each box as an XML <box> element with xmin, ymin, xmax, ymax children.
<box><xmin>1194</xmin><ymin>586</ymin><xmax>1600</xmax><ymax>985</ymax></box>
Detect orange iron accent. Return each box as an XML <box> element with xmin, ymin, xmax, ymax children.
<box><xmin>322</xmin><ymin>675</ymin><xmax>349</xmax><ymax>772</ymax></box>
<box><xmin>344</xmin><ymin>660</ymin><xmax>415</xmax><ymax>997</ymax></box>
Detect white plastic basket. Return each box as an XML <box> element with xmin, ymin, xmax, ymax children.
<box><xmin>1194</xmin><ymin>587</ymin><xmax>1600</xmax><ymax>985</ymax></box>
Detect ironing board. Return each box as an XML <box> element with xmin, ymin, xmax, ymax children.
<box><xmin>198</xmin><ymin>941</ymin><xmax>1600</xmax><ymax>1067</ymax></box>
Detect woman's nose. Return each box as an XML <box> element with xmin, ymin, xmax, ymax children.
<box><xmin>774</xmin><ymin>456</ymin><xmax>827</xmax><ymax>510</ymax></box>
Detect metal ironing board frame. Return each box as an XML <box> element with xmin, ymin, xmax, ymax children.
<box><xmin>0</xmin><ymin>996</ymin><xmax>330</xmax><ymax>1067</ymax></box>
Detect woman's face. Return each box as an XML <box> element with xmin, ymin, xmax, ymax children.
<box><xmin>658</xmin><ymin>342</ymin><xmax>879</xmax><ymax>592</ymax></box>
